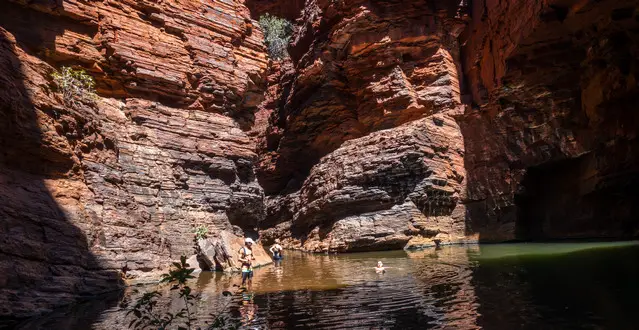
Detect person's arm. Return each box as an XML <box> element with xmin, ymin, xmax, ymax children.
<box><xmin>269</xmin><ymin>245</ymin><xmax>275</xmax><ymax>254</ymax></box>
<box><xmin>238</xmin><ymin>248</ymin><xmax>247</xmax><ymax>263</ymax></box>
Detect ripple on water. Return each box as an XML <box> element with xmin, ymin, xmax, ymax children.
<box><xmin>223</xmin><ymin>248</ymin><xmax>482</xmax><ymax>329</ymax></box>
<box><xmin>14</xmin><ymin>242</ymin><xmax>639</xmax><ymax>330</ymax></box>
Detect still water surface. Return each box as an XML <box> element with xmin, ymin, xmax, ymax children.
<box><xmin>15</xmin><ymin>241</ymin><xmax>639</xmax><ymax>329</ymax></box>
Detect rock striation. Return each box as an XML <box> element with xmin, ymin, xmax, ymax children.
<box><xmin>459</xmin><ymin>0</ymin><xmax>639</xmax><ymax>241</ymax></box>
<box><xmin>260</xmin><ymin>115</ymin><xmax>468</xmax><ymax>252</ymax></box>
<box><xmin>0</xmin><ymin>0</ymin><xmax>269</xmax><ymax>320</ymax></box>
<box><xmin>2</xmin><ymin>0</ymin><xmax>639</xmax><ymax>322</ymax></box>
<box><xmin>256</xmin><ymin>0</ymin><xmax>472</xmax><ymax>250</ymax></box>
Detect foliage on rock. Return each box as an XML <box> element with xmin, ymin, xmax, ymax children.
<box><xmin>194</xmin><ymin>226</ymin><xmax>209</xmax><ymax>241</ymax></box>
<box><xmin>51</xmin><ymin>66</ymin><xmax>98</xmax><ymax>105</ymax></box>
<box><xmin>258</xmin><ymin>14</ymin><xmax>293</xmax><ymax>60</ymax></box>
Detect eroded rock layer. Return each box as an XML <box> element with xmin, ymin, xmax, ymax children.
<box><xmin>256</xmin><ymin>0</ymin><xmax>472</xmax><ymax>250</ymax></box>
<box><xmin>0</xmin><ymin>0</ymin><xmax>268</xmax><ymax>319</ymax></box>
<box><xmin>260</xmin><ymin>115</ymin><xmax>468</xmax><ymax>252</ymax></box>
<box><xmin>460</xmin><ymin>0</ymin><xmax>639</xmax><ymax>241</ymax></box>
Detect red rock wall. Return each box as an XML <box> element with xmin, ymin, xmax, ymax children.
<box><xmin>459</xmin><ymin>0</ymin><xmax>639</xmax><ymax>241</ymax></box>
<box><xmin>3</xmin><ymin>0</ymin><xmax>639</xmax><ymax>321</ymax></box>
<box><xmin>0</xmin><ymin>0</ymin><xmax>268</xmax><ymax>319</ymax></box>
<box><xmin>256</xmin><ymin>0</ymin><xmax>473</xmax><ymax>251</ymax></box>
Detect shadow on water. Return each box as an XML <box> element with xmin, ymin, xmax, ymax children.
<box><xmin>0</xmin><ymin>2</ymin><xmax>122</xmax><ymax>327</ymax></box>
<box><xmin>470</xmin><ymin>242</ymin><xmax>639</xmax><ymax>330</ymax></box>
<box><xmin>10</xmin><ymin>242</ymin><xmax>639</xmax><ymax>329</ymax></box>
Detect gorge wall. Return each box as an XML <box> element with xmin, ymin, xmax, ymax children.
<box><xmin>1</xmin><ymin>0</ymin><xmax>638</xmax><ymax>321</ymax></box>
<box><xmin>459</xmin><ymin>0</ymin><xmax>639</xmax><ymax>241</ymax></box>
<box><xmin>255</xmin><ymin>0</ymin><xmax>639</xmax><ymax>250</ymax></box>
<box><xmin>255</xmin><ymin>0</ymin><xmax>472</xmax><ymax>251</ymax></box>
<box><xmin>0</xmin><ymin>0</ymin><xmax>269</xmax><ymax>319</ymax></box>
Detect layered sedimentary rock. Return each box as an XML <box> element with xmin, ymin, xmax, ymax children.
<box><xmin>0</xmin><ymin>0</ymin><xmax>268</xmax><ymax>319</ymax></box>
<box><xmin>459</xmin><ymin>0</ymin><xmax>639</xmax><ymax>241</ymax></box>
<box><xmin>256</xmin><ymin>0</ymin><xmax>472</xmax><ymax>251</ymax></box>
<box><xmin>260</xmin><ymin>115</ymin><xmax>468</xmax><ymax>252</ymax></box>
<box><xmin>3</xmin><ymin>0</ymin><xmax>639</xmax><ymax>322</ymax></box>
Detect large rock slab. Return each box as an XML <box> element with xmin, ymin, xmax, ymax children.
<box><xmin>196</xmin><ymin>231</ymin><xmax>271</xmax><ymax>272</ymax></box>
<box><xmin>260</xmin><ymin>115</ymin><xmax>470</xmax><ymax>252</ymax></box>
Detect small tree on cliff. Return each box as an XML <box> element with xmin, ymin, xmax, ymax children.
<box><xmin>51</xmin><ymin>66</ymin><xmax>98</xmax><ymax>105</ymax></box>
<box><xmin>258</xmin><ymin>14</ymin><xmax>293</xmax><ymax>60</ymax></box>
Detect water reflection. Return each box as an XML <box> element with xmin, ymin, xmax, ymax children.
<box><xmin>12</xmin><ymin>241</ymin><xmax>639</xmax><ymax>329</ymax></box>
<box><xmin>470</xmin><ymin>242</ymin><xmax>639</xmax><ymax>329</ymax></box>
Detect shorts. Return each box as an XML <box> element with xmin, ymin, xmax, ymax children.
<box><xmin>242</xmin><ymin>270</ymin><xmax>253</xmax><ymax>282</ymax></box>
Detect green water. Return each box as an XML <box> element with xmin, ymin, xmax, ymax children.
<box><xmin>13</xmin><ymin>241</ymin><xmax>639</xmax><ymax>329</ymax></box>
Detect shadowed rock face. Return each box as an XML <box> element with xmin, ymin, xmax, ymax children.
<box><xmin>0</xmin><ymin>0</ymin><xmax>269</xmax><ymax>320</ymax></box>
<box><xmin>256</xmin><ymin>0</ymin><xmax>468</xmax><ymax>195</ymax></box>
<box><xmin>256</xmin><ymin>0</ymin><xmax>639</xmax><ymax>249</ymax></box>
<box><xmin>459</xmin><ymin>0</ymin><xmax>639</xmax><ymax>241</ymax></box>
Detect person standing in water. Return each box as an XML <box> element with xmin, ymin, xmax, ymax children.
<box><xmin>238</xmin><ymin>238</ymin><xmax>256</xmax><ymax>289</ymax></box>
<box><xmin>269</xmin><ymin>239</ymin><xmax>283</xmax><ymax>260</ymax></box>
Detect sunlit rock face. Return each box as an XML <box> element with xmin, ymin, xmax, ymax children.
<box><xmin>0</xmin><ymin>0</ymin><xmax>268</xmax><ymax>319</ymax></box>
<box><xmin>256</xmin><ymin>0</ymin><xmax>473</xmax><ymax>251</ymax></box>
<box><xmin>459</xmin><ymin>0</ymin><xmax>639</xmax><ymax>241</ymax></box>
<box><xmin>260</xmin><ymin>115</ymin><xmax>469</xmax><ymax>252</ymax></box>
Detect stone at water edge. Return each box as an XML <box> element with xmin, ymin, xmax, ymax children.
<box><xmin>196</xmin><ymin>231</ymin><xmax>272</xmax><ymax>272</ymax></box>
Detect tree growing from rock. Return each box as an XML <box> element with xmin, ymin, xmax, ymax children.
<box><xmin>51</xmin><ymin>66</ymin><xmax>98</xmax><ymax>105</ymax></box>
<box><xmin>258</xmin><ymin>14</ymin><xmax>293</xmax><ymax>60</ymax></box>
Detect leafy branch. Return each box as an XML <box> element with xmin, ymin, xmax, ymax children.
<box><xmin>258</xmin><ymin>14</ymin><xmax>293</xmax><ymax>60</ymax></box>
<box><xmin>127</xmin><ymin>256</ymin><xmax>240</xmax><ymax>330</ymax></box>
<box><xmin>51</xmin><ymin>66</ymin><xmax>98</xmax><ymax>105</ymax></box>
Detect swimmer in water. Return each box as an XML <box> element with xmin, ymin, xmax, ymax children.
<box><xmin>375</xmin><ymin>261</ymin><xmax>386</xmax><ymax>273</ymax></box>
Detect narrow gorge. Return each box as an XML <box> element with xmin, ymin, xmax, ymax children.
<box><xmin>1</xmin><ymin>0</ymin><xmax>637</xmax><ymax>323</ymax></box>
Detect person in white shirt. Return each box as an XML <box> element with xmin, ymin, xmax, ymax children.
<box><xmin>238</xmin><ymin>238</ymin><xmax>256</xmax><ymax>288</ymax></box>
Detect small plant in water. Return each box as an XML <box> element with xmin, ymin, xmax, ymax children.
<box><xmin>51</xmin><ymin>66</ymin><xmax>98</xmax><ymax>105</ymax></box>
<box><xmin>258</xmin><ymin>13</ymin><xmax>293</xmax><ymax>60</ymax></box>
<box><xmin>194</xmin><ymin>225</ymin><xmax>209</xmax><ymax>241</ymax></box>
<box><xmin>128</xmin><ymin>256</ymin><xmax>239</xmax><ymax>330</ymax></box>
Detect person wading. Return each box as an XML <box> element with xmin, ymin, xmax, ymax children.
<box><xmin>238</xmin><ymin>238</ymin><xmax>256</xmax><ymax>289</ymax></box>
<box><xmin>269</xmin><ymin>239</ymin><xmax>283</xmax><ymax>260</ymax></box>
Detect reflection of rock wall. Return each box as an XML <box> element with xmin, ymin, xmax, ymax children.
<box><xmin>459</xmin><ymin>0</ymin><xmax>639</xmax><ymax>240</ymax></box>
<box><xmin>0</xmin><ymin>0</ymin><xmax>268</xmax><ymax>319</ymax></box>
<box><xmin>407</xmin><ymin>246</ymin><xmax>480</xmax><ymax>329</ymax></box>
<box><xmin>257</xmin><ymin>0</ymin><xmax>473</xmax><ymax>251</ymax></box>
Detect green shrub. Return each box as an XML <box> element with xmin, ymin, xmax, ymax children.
<box><xmin>51</xmin><ymin>66</ymin><xmax>98</xmax><ymax>104</ymax></box>
<box><xmin>194</xmin><ymin>225</ymin><xmax>209</xmax><ymax>241</ymax></box>
<box><xmin>258</xmin><ymin>14</ymin><xmax>293</xmax><ymax>60</ymax></box>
